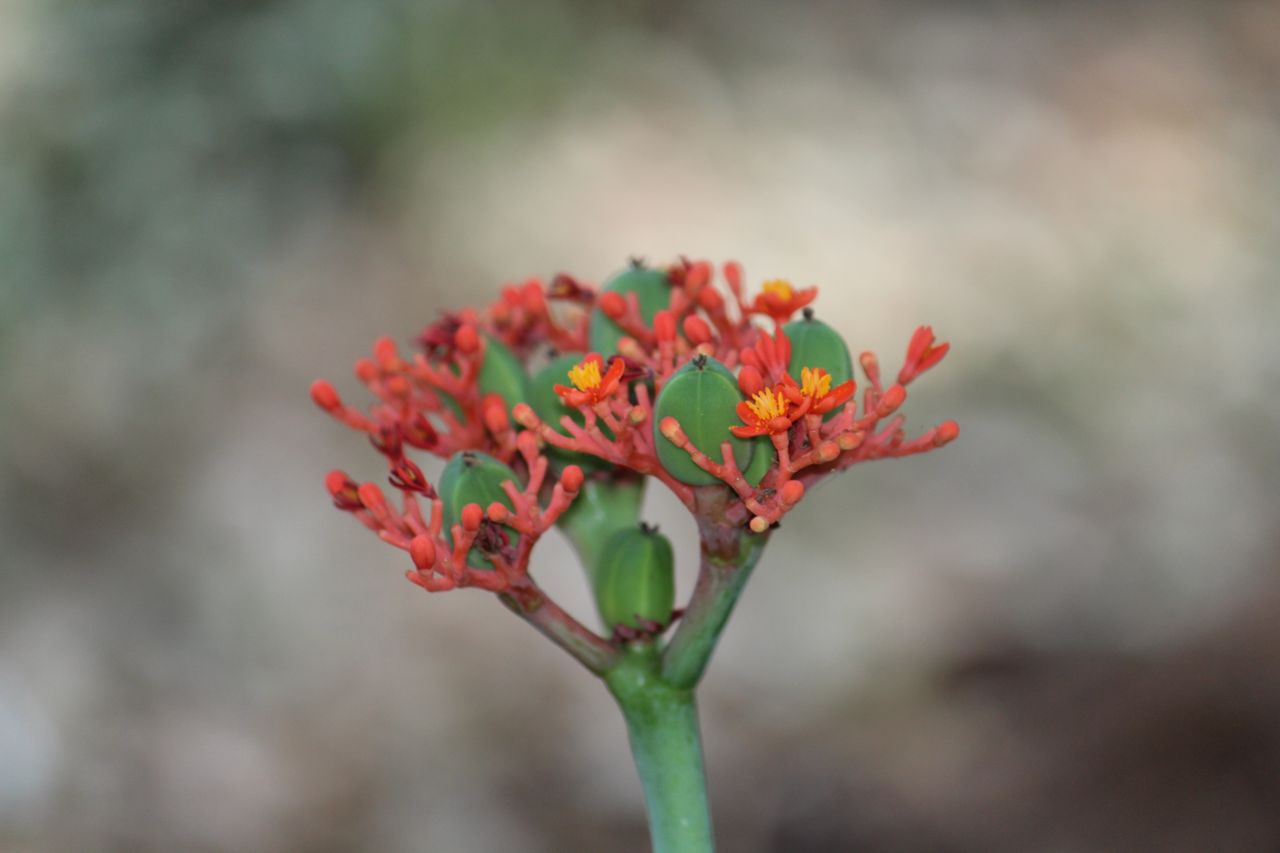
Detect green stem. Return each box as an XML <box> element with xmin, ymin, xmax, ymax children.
<box><xmin>607</xmin><ymin>646</ymin><xmax>714</xmax><ymax>853</ymax></box>
<box><xmin>661</xmin><ymin>529</ymin><xmax>768</xmax><ymax>689</ymax></box>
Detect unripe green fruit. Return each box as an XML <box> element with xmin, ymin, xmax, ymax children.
<box><xmin>595</xmin><ymin>525</ymin><xmax>676</xmax><ymax>630</ymax></box>
<box><xmin>438</xmin><ymin>451</ymin><xmax>520</xmax><ymax>568</ymax></box>
<box><xmin>589</xmin><ymin>264</ymin><xmax>672</xmax><ymax>356</ymax></box>
<box><xmin>529</xmin><ymin>353</ymin><xmax>608</xmax><ymax>472</ymax></box>
<box><xmin>783</xmin><ymin>312</ymin><xmax>854</xmax><ymax>420</ymax></box>
<box><xmin>477</xmin><ymin>333</ymin><xmax>530</xmax><ymax>410</ymax></box>
<box><xmin>654</xmin><ymin>355</ymin><xmax>754</xmax><ymax>486</ymax></box>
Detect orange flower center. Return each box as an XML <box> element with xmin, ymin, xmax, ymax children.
<box><xmin>800</xmin><ymin>366</ymin><xmax>832</xmax><ymax>399</ymax></box>
<box><xmin>567</xmin><ymin>359</ymin><xmax>602</xmax><ymax>392</ymax></box>
<box><xmin>761</xmin><ymin>279</ymin><xmax>795</xmax><ymax>300</ymax></box>
<box><xmin>746</xmin><ymin>388</ymin><xmax>789</xmax><ymax>422</ymax></box>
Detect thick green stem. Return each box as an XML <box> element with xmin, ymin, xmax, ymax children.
<box><xmin>661</xmin><ymin>528</ymin><xmax>768</xmax><ymax>689</ymax></box>
<box><xmin>607</xmin><ymin>647</ymin><xmax>714</xmax><ymax>853</ymax></box>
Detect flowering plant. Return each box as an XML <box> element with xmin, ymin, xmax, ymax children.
<box><xmin>312</xmin><ymin>259</ymin><xmax>956</xmax><ymax>852</ymax></box>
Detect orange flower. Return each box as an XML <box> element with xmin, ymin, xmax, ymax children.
<box><xmin>782</xmin><ymin>366</ymin><xmax>855</xmax><ymax>416</ymax></box>
<box><xmin>732</xmin><ymin>387</ymin><xmax>793</xmax><ymax>438</ymax></box>
<box><xmin>554</xmin><ymin>353</ymin><xmax>625</xmax><ymax>407</ymax></box>
<box><xmin>750</xmin><ymin>279</ymin><xmax>818</xmax><ymax>322</ymax></box>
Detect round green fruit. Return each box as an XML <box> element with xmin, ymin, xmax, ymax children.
<box><xmin>595</xmin><ymin>525</ymin><xmax>676</xmax><ymax>631</ymax></box>
<box><xmin>654</xmin><ymin>355</ymin><xmax>754</xmax><ymax>486</ymax></box>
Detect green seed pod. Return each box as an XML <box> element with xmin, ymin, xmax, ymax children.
<box><xmin>654</xmin><ymin>355</ymin><xmax>754</xmax><ymax>486</ymax></box>
<box><xmin>589</xmin><ymin>263</ymin><xmax>672</xmax><ymax>356</ymax></box>
<box><xmin>477</xmin><ymin>333</ymin><xmax>530</xmax><ymax>410</ymax></box>
<box><xmin>438</xmin><ymin>451</ymin><xmax>520</xmax><ymax>568</ymax></box>
<box><xmin>595</xmin><ymin>525</ymin><xmax>676</xmax><ymax>631</ymax></box>
<box><xmin>783</xmin><ymin>311</ymin><xmax>854</xmax><ymax>420</ymax></box>
<box><xmin>529</xmin><ymin>353</ymin><xmax>608</xmax><ymax>473</ymax></box>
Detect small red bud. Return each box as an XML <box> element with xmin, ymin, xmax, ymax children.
<box><xmin>684</xmin><ymin>261</ymin><xmax>711</xmax><ymax>292</ymax></box>
<box><xmin>511</xmin><ymin>403</ymin><xmax>538</xmax><ymax>428</ymax></box>
<box><xmin>682</xmin><ymin>315</ymin><xmax>713</xmax><ymax>345</ymax></box>
<box><xmin>486</xmin><ymin>502</ymin><xmax>510</xmax><ymax>523</ymax></box>
<box><xmin>410</xmin><ymin>535</ymin><xmax>437</xmax><ymax>571</ymax></box>
<box><xmin>325</xmin><ymin>469</ymin><xmax>353</xmax><ymax>495</ymax></box>
<box><xmin>561</xmin><ymin>465</ymin><xmax>585</xmax><ymax>492</ymax></box>
<box><xmin>310</xmin><ymin>380</ymin><xmax>341</xmax><ymax>412</ymax></box>
<box><xmin>723</xmin><ymin>261</ymin><xmax>744</xmax><ymax>293</ymax></box>
<box><xmin>780</xmin><ymin>480</ymin><xmax>805</xmax><ymax>506</ymax></box>
<box><xmin>654</xmin><ymin>309</ymin><xmax>677</xmax><ymax>342</ymax></box>
<box><xmin>373</xmin><ymin>336</ymin><xmax>399</xmax><ymax>368</ymax></box>
<box><xmin>659</xmin><ymin>416</ymin><xmax>683</xmax><ymax>442</ymax></box>
<box><xmin>935</xmin><ymin>420</ymin><xmax>960</xmax><ymax>445</ymax></box>
<box><xmin>482</xmin><ymin>395</ymin><xmax>510</xmax><ymax>434</ymax></box>
<box><xmin>455</xmin><ymin>324</ymin><xmax>480</xmax><ymax>354</ymax></box>
<box><xmin>354</xmin><ymin>358</ymin><xmax>379</xmax><ymax>383</ymax></box>
<box><xmin>697</xmin><ymin>287</ymin><xmax>724</xmax><ymax>311</ymax></box>
<box><xmin>460</xmin><ymin>503</ymin><xmax>484</xmax><ymax>531</ymax></box>
<box><xmin>599</xmin><ymin>291</ymin><xmax>627</xmax><ymax>319</ymax></box>
<box><xmin>384</xmin><ymin>375</ymin><xmax>410</xmax><ymax>398</ymax></box>
<box><xmin>877</xmin><ymin>384</ymin><xmax>906</xmax><ymax>415</ymax></box>
<box><xmin>737</xmin><ymin>365</ymin><xmax>765</xmax><ymax>397</ymax></box>
<box><xmin>357</xmin><ymin>482</ymin><xmax>386</xmax><ymax>510</ymax></box>
<box><xmin>749</xmin><ymin>516</ymin><xmax>770</xmax><ymax>533</ymax></box>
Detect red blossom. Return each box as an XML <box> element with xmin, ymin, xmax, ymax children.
<box><xmin>749</xmin><ymin>280</ymin><xmax>818</xmax><ymax>322</ymax></box>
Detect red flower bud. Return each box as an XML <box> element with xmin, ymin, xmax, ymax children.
<box><xmin>935</xmin><ymin>420</ymin><xmax>960</xmax><ymax>445</ymax></box>
<box><xmin>682</xmin><ymin>315</ymin><xmax>712</xmax><ymax>345</ymax></box>
<box><xmin>654</xmin><ymin>309</ymin><xmax>677</xmax><ymax>342</ymax></box>
<box><xmin>310</xmin><ymin>380</ymin><xmax>341</xmax><ymax>412</ymax></box>
<box><xmin>737</xmin><ymin>365</ymin><xmax>765</xmax><ymax>397</ymax></box>
<box><xmin>454</xmin><ymin>324</ymin><xmax>480</xmax><ymax>354</ymax></box>
<box><xmin>561</xmin><ymin>465</ymin><xmax>585</xmax><ymax>492</ymax></box>
<box><xmin>373</xmin><ymin>336</ymin><xmax>399</xmax><ymax>368</ymax></box>
<box><xmin>460</xmin><ymin>503</ymin><xmax>484</xmax><ymax>531</ymax></box>
<box><xmin>410</xmin><ymin>535</ymin><xmax>437</xmax><ymax>571</ymax></box>
<box><xmin>599</xmin><ymin>291</ymin><xmax>627</xmax><ymax>319</ymax></box>
<box><xmin>482</xmin><ymin>395</ymin><xmax>510</xmax><ymax>434</ymax></box>
<box><xmin>357</xmin><ymin>482</ymin><xmax>386</xmax><ymax>510</ymax></box>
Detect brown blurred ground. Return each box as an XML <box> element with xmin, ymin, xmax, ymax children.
<box><xmin>2</xmin><ymin>1</ymin><xmax>1279</xmax><ymax>850</ymax></box>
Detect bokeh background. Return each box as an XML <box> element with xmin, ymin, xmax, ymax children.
<box><xmin>3</xmin><ymin>1</ymin><xmax>1279</xmax><ymax>850</ymax></box>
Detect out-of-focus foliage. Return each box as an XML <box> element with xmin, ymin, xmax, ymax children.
<box><xmin>3</xmin><ymin>1</ymin><xmax>1280</xmax><ymax>851</ymax></box>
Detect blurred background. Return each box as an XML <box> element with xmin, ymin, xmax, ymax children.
<box><xmin>3</xmin><ymin>0</ymin><xmax>1279</xmax><ymax>850</ymax></box>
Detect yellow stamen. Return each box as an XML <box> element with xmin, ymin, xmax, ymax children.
<box><xmin>800</xmin><ymin>366</ymin><xmax>832</xmax><ymax>399</ymax></box>
<box><xmin>761</xmin><ymin>279</ymin><xmax>795</xmax><ymax>300</ymax></box>
<box><xmin>746</xmin><ymin>389</ymin><xmax>788</xmax><ymax>422</ymax></box>
<box><xmin>567</xmin><ymin>359</ymin><xmax>602</xmax><ymax>392</ymax></box>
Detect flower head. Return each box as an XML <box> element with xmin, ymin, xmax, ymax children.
<box><xmin>732</xmin><ymin>388</ymin><xmax>793</xmax><ymax>438</ymax></box>
<box><xmin>783</xmin><ymin>366</ymin><xmax>856</xmax><ymax>416</ymax></box>
<box><xmin>750</xmin><ymin>279</ymin><xmax>818</xmax><ymax>322</ymax></box>
<box><xmin>555</xmin><ymin>353</ymin><xmax>625</xmax><ymax>408</ymax></box>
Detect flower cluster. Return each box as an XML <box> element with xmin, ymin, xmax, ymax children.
<box><xmin>312</xmin><ymin>257</ymin><xmax>956</xmax><ymax>627</ymax></box>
